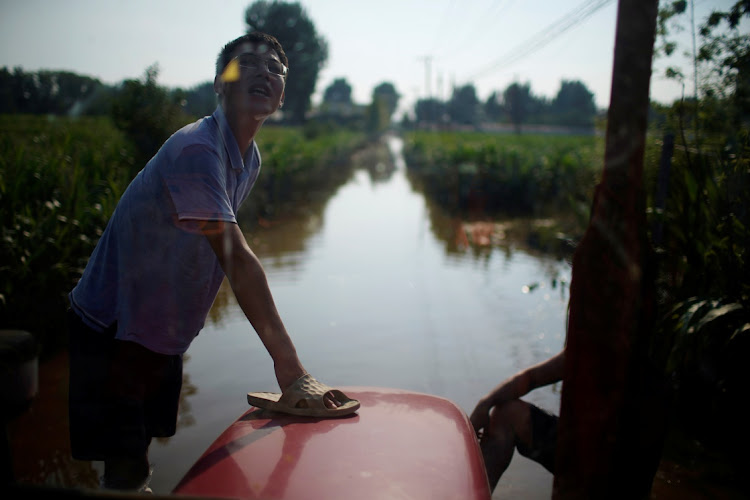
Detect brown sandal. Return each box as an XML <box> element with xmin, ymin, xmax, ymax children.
<box><xmin>247</xmin><ymin>373</ymin><xmax>360</xmax><ymax>417</ymax></box>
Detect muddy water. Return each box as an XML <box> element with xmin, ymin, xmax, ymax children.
<box><xmin>9</xmin><ymin>136</ymin><xmax>571</xmax><ymax>498</ymax></box>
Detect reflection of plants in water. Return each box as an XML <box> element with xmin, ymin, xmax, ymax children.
<box><xmin>351</xmin><ymin>137</ymin><xmax>397</xmax><ymax>184</ymax></box>
<box><xmin>153</xmin><ymin>353</ymin><xmax>199</xmax><ymax>448</ymax></box>
<box><xmin>8</xmin><ymin>351</ymin><xmax>102</xmax><ymax>489</ymax></box>
<box><xmin>206</xmin><ymin>280</ymin><xmax>234</xmax><ymax>327</ymax></box>
<box><xmin>203</xmin><ymin>129</ymin><xmax>377</xmax><ymax>323</ymax></box>
<box><xmin>206</xmin><ymin>211</ymin><xmax>328</xmax><ymax>324</ymax></box>
<box><xmin>418</xmin><ymin>184</ymin><xmax>577</xmax><ymax>261</ymax></box>
<box><xmin>242</xmin><ymin>126</ymin><xmax>366</xmax><ymax>226</ymax></box>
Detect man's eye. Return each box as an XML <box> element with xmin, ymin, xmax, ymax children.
<box><xmin>268</xmin><ymin>62</ymin><xmax>283</xmax><ymax>74</ymax></box>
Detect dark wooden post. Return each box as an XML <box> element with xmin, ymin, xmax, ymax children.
<box><xmin>652</xmin><ymin>133</ymin><xmax>674</xmax><ymax>246</ymax></box>
<box><xmin>552</xmin><ymin>0</ymin><xmax>664</xmax><ymax>498</ymax></box>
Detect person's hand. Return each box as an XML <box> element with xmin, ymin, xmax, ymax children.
<box><xmin>274</xmin><ymin>363</ymin><xmax>344</xmax><ymax>410</ymax></box>
<box><xmin>470</xmin><ymin>398</ymin><xmax>492</xmax><ymax>439</ymax></box>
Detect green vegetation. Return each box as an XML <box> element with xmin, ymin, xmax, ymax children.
<box><xmin>403</xmin><ymin>131</ymin><xmax>604</xmax><ymax>220</ymax></box>
<box><xmin>0</xmin><ymin>115</ymin><xmax>136</xmax><ymax>352</ymax></box>
<box><xmin>243</xmin><ymin>125</ymin><xmax>367</xmax><ymax>223</ymax></box>
<box><xmin>647</xmin><ymin>2</ymin><xmax>749</xmax><ymax>467</ymax></box>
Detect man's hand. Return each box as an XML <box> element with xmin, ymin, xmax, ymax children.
<box><xmin>274</xmin><ymin>364</ymin><xmax>346</xmax><ymax>410</ymax></box>
<box><xmin>470</xmin><ymin>398</ymin><xmax>493</xmax><ymax>439</ymax></box>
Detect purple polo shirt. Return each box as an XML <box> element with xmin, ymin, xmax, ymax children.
<box><xmin>69</xmin><ymin>106</ymin><xmax>260</xmax><ymax>354</ymax></box>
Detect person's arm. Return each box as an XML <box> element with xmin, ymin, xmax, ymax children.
<box><xmin>201</xmin><ymin>219</ymin><xmax>306</xmax><ymax>391</ymax></box>
<box><xmin>470</xmin><ymin>349</ymin><xmax>565</xmax><ymax>435</ymax></box>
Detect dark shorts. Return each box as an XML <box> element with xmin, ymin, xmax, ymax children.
<box><xmin>517</xmin><ymin>404</ymin><xmax>558</xmax><ymax>473</ymax></box>
<box><xmin>67</xmin><ymin>309</ymin><xmax>183</xmax><ymax>461</ymax></box>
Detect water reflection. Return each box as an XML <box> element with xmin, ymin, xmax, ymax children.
<box><xmin>207</xmin><ymin>136</ymin><xmax>571</xmax><ymax>327</ymax></box>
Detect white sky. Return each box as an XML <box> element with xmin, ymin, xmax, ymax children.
<box><xmin>0</xmin><ymin>0</ymin><xmax>739</xmax><ymax>117</ymax></box>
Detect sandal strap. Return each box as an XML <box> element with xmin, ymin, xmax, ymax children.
<box><xmin>277</xmin><ymin>373</ymin><xmax>332</xmax><ymax>409</ymax></box>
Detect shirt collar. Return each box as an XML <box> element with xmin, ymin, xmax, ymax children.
<box><xmin>213</xmin><ymin>105</ymin><xmax>245</xmax><ymax>171</ymax></box>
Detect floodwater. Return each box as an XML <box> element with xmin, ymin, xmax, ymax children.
<box><xmin>8</xmin><ymin>136</ymin><xmax>571</xmax><ymax>498</ymax></box>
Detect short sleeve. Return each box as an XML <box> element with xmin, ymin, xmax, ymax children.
<box><xmin>163</xmin><ymin>144</ymin><xmax>236</xmax><ymax>223</ymax></box>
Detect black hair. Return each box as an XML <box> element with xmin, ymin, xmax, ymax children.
<box><xmin>216</xmin><ymin>32</ymin><xmax>288</xmax><ymax>76</ymax></box>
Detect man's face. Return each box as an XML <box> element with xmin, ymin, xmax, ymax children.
<box><xmin>217</xmin><ymin>42</ymin><xmax>286</xmax><ymax>119</ymax></box>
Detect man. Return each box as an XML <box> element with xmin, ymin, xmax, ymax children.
<box><xmin>67</xmin><ymin>32</ymin><xmax>354</xmax><ymax>492</ymax></box>
<box><xmin>469</xmin><ymin>348</ymin><xmax>564</xmax><ymax>491</ymax></box>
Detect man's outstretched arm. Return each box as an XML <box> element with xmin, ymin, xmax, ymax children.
<box><xmin>202</xmin><ymin>219</ymin><xmax>306</xmax><ymax>391</ymax></box>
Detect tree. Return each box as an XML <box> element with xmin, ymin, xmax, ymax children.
<box><xmin>483</xmin><ymin>91</ymin><xmax>503</xmax><ymax>123</ymax></box>
<box><xmin>698</xmin><ymin>1</ymin><xmax>750</xmax><ymax>130</ymax></box>
<box><xmin>414</xmin><ymin>98</ymin><xmax>445</xmax><ymax>125</ymax></box>
<box><xmin>181</xmin><ymin>81</ymin><xmax>217</xmax><ymax>118</ymax></box>
<box><xmin>322</xmin><ymin>77</ymin><xmax>352</xmax><ymax>105</ymax></box>
<box><xmin>372</xmin><ymin>82</ymin><xmax>400</xmax><ymax>123</ymax></box>
<box><xmin>657</xmin><ymin>1</ymin><xmax>750</xmax><ymax>133</ymax></box>
<box><xmin>110</xmin><ymin>64</ymin><xmax>191</xmax><ymax>170</ymax></box>
<box><xmin>503</xmin><ymin>82</ymin><xmax>532</xmax><ymax>133</ymax></box>
<box><xmin>0</xmin><ymin>67</ymin><xmax>106</xmax><ymax>115</ymax></box>
<box><xmin>365</xmin><ymin>82</ymin><xmax>400</xmax><ymax>136</ymax></box>
<box><xmin>447</xmin><ymin>84</ymin><xmax>480</xmax><ymax>126</ymax></box>
<box><xmin>552</xmin><ymin>80</ymin><xmax>597</xmax><ymax>128</ymax></box>
<box><xmin>245</xmin><ymin>1</ymin><xmax>329</xmax><ymax>124</ymax></box>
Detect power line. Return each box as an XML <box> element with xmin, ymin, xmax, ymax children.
<box><xmin>466</xmin><ymin>0</ymin><xmax>615</xmax><ymax>82</ymax></box>
<box><xmin>429</xmin><ymin>0</ymin><xmax>513</xmax><ymax>59</ymax></box>
<box><xmin>428</xmin><ymin>0</ymin><xmax>460</xmax><ymax>56</ymax></box>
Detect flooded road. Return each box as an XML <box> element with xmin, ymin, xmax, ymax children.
<box><xmin>10</xmin><ymin>136</ymin><xmax>571</xmax><ymax>498</ymax></box>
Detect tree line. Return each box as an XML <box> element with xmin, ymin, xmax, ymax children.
<box><xmin>0</xmin><ymin>63</ymin><xmax>598</xmax><ymax>133</ymax></box>
<box><xmin>3</xmin><ymin>0</ymin><xmax>745</xmax><ymax>140</ymax></box>
<box><xmin>412</xmin><ymin>79</ymin><xmax>598</xmax><ymax>132</ymax></box>
<box><xmin>0</xmin><ymin>1</ymin><xmax>599</xmax><ymax>137</ymax></box>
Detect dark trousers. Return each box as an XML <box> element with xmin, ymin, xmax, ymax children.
<box><xmin>67</xmin><ymin>310</ymin><xmax>182</xmax><ymax>461</ymax></box>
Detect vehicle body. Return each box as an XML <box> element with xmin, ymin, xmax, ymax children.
<box><xmin>173</xmin><ymin>387</ymin><xmax>491</xmax><ymax>499</ymax></box>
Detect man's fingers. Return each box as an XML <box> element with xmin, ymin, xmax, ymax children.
<box><xmin>324</xmin><ymin>391</ymin><xmax>342</xmax><ymax>409</ymax></box>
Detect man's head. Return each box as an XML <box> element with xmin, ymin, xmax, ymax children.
<box><xmin>214</xmin><ymin>32</ymin><xmax>287</xmax><ymax>120</ymax></box>
<box><xmin>216</xmin><ymin>32</ymin><xmax>288</xmax><ymax>78</ymax></box>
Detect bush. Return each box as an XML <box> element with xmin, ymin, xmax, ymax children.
<box><xmin>0</xmin><ymin>115</ymin><xmax>135</xmax><ymax>354</ymax></box>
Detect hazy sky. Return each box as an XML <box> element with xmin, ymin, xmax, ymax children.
<box><xmin>0</xmin><ymin>0</ymin><xmax>738</xmax><ymax>116</ymax></box>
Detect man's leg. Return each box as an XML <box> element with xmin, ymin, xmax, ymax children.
<box><xmin>102</xmin><ymin>454</ymin><xmax>151</xmax><ymax>490</ymax></box>
<box><xmin>102</xmin><ymin>338</ymin><xmax>181</xmax><ymax>491</ymax></box>
<box><xmin>100</xmin><ymin>340</ymin><xmax>164</xmax><ymax>491</ymax></box>
<box><xmin>515</xmin><ymin>404</ymin><xmax>558</xmax><ymax>474</ymax></box>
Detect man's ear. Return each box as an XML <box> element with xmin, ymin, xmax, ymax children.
<box><xmin>279</xmin><ymin>89</ymin><xmax>285</xmax><ymax>108</ymax></box>
<box><xmin>213</xmin><ymin>75</ymin><xmax>224</xmax><ymax>96</ymax></box>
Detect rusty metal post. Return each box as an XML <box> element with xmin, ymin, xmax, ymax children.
<box><xmin>552</xmin><ymin>0</ymin><xmax>662</xmax><ymax>498</ymax></box>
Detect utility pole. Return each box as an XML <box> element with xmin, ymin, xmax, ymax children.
<box><xmin>418</xmin><ymin>55</ymin><xmax>432</xmax><ymax>99</ymax></box>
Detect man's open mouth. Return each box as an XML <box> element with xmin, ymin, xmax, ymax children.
<box><xmin>248</xmin><ymin>85</ymin><xmax>270</xmax><ymax>97</ymax></box>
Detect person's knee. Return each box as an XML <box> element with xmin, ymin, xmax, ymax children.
<box><xmin>488</xmin><ymin>400</ymin><xmax>528</xmax><ymax>436</ymax></box>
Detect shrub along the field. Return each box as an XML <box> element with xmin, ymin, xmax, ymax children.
<box><xmin>402</xmin><ymin>131</ymin><xmax>603</xmax><ymax>218</ymax></box>
<box><xmin>0</xmin><ymin>115</ymin><xmax>136</xmax><ymax>354</ymax></box>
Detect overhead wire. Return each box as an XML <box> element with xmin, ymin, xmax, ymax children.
<box><xmin>465</xmin><ymin>0</ymin><xmax>615</xmax><ymax>83</ymax></box>
<box><xmin>429</xmin><ymin>0</ymin><xmax>515</xmax><ymax>61</ymax></box>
